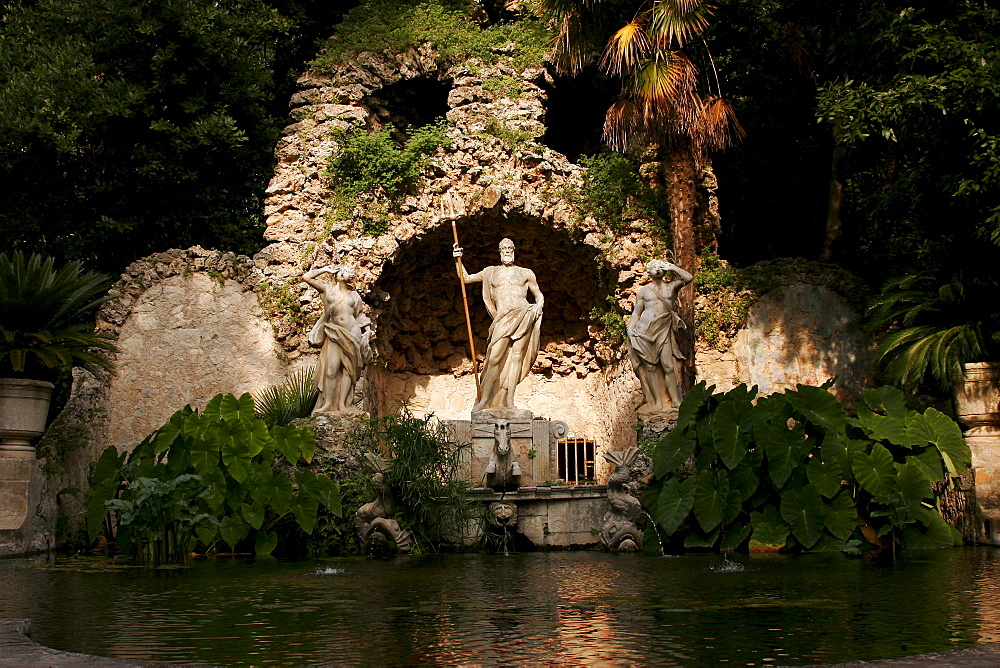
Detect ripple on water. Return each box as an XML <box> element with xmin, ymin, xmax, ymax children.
<box><xmin>0</xmin><ymin>549</ymin><xmax>997</xmax><ymax>664</ymax></box>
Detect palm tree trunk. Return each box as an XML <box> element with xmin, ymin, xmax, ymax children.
<box><xmin>661</xmin><ymin>139</ymin><xmax>699</xmax><ymax>393</ymax></box>
<box><xmin>821</xmin><ymin>121</ymin><xmax>846</xmax><ymax>261</ymax></box>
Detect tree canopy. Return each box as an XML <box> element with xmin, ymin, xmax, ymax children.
<box><xmin>0</xmin><ymin>0</ymin><xmax>351</xmax><ymax>271</ymax></box>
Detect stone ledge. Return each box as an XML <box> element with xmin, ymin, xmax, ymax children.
<box><xmin>469</xmin><ymin>484</ymin><xmax>607</xmax><ymax>501</ymax></box>
<box><xmin>0</xmin><ymin>619</ymin><xmax>150</xmax><ymax>666</ymax></box>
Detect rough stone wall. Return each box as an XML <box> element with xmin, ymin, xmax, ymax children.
<box><xmin>732</xmin><ymin>284</ymin><xmax>871</xmax><ymax>403</ymax></box>
<box><xmin>255</xmin><ymin>46</ymin><xmax>660</xmax><ymax>463</ymax></box>
<box><xmin>34</xmin><ymin>247</ymin><xmax>293</xmax><ymax>543</ymax></box>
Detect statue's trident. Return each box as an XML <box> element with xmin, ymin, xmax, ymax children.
<box><xmin>441</xmin><ymin>192</ymin><xmax>480</xmax><ymax>397</ymax></box>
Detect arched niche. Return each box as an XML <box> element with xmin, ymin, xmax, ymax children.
<box><xmin>365</xmin><ymin>213</ymin><xmax>641</xmax><ymax>462</ymax></box>
<box><xmin>361</xmin><ymin>76</ymin><xmax>452</xmax><ymax>142</ymax></box>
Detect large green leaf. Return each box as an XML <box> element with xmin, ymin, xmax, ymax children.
<box><xmin>196</xmin><ymin>524</ymin><xmax>218</xmax><ymax>548</ymax></box>
<box><xmin>215</xmin><ymin>419</ymin><xmax>252</xmax><ymax>483</ymax></box>
<box><xmin>85</xmin><ymin>445</ymin><xmax>126</xmax><ymax>539</ymax></box>
<box><xmin>903</xmin><ymin>508</ymin><xmax>959</xmax><ymax>549</ymax></box>
<box><xmin>270</xmin><ymin>473</ymin><xmax>294</xmax><ymax>516</ymax></box>
<box><xmin>852</xmin><ymin>443</ymin><xmax>898</xmax><ymax>498</ymax></box>
<box><xmin>897</xmin><ymin>461</ymin><xmax>933</xmax><ymax>504</ymax></box>
<box><xmin>254</xmin><ymin>530</ymin><xmax>278</xmax><ymax>556</ymax></box>
<box><xmin>189</xmin><ymin>435</ymin><xmax>221</xmax><ymax>480</ymax></box>
<box><xmin>807</xmin><ymin>456</ymin><xmax>844</xmax><ymax>499</ymax></box>
<box><xmin>749</xmin><ymin>507</ymin><xmax>790</xmax><ymax>550</ymax></box>
<box><xmin>683</xmin><ymin>525</ymin><xmax>721</xmax><ymax>548</ymax></box>
<box><xmin>653</xmin><ymin>429</ymin><xmax>696</xmax><ymax>478</ymax></box>
<box><xmin>823</xmin><ymin>492</ymin><xmax>858</xmax><ymax>540</ymax></box>
<box><xmin>759</xmin><ymin>420</ymin><xmax>807</xmax><ymax>489</ymax></box>
<box><xmin>272</xmin><ymin>425</ymin><xmax>315</xmax><ymax>464</ymax></box>
<box><xmin>676</xmin><ymin>380</ymin><xmax>713</xmax><ymax>431</ymax></box>
<box><xmin>857</xmin><ymin>406</ymin><xmax>910</xmax><ymax>448</ymax></box>
<box><xmin>780</xmin><ymin>484</ymin><xmax>825</xmax><ymax>548</ymax></box>
<box><xmin>912</xmin><ymin>408</ymin><xmax>971</xmax><ymax>470</ymax></box>
<box><xmin>694</xmin><ymin>469</ymin><xmax>729</xmax><ymax>533</ymax></box>
<box><xmin>289</xmin><ymin>494</ymin><xmax>319</xmax><ymax>534</ymax></box>
<box><xmin>862</xmin><ymin>386</ymin><xmax>909</xmax><ymax>418</ymax></box>
<box><xmin>730</xmin><ymin>459</ymin><xmax>760</xmax><ymax>501</ymax></box>
<box><xmin>201</xmin><ymin>394</ymin><xmax>225</xmax><ymax>422</ymax></box>
<box><xmin>219</xmin><ymin>514</ymin><xmax>248</xmax><ymax>550</ymax></box>
<box><xmin>153</xmin><ymin>409</ymin><xmax>188</xmax><ymax>456</ymax></box>
<box><xmin>719</xmin><ymin>522</ymin><xmax>751</xmax><ymax>551</ymax></box>
<box><xmin>217</xmin><ymin>392</ymin><xmax>257</xmax><ymax>422</ymax></box>
<box><xmin>241</xmin><ymin>500</ymin><xmax>265</xmax><ymax>530</ymax></box>
<box><xmin>647</xmin><ymin>476</ymin><xmax>696</xmax><ymax>535</ymax></box>
<box><xmin>722</xmin><ymin>484</ymin><xmax>743</xmax><ymax>526</ymax></box>
<box><xmin>787</xmin><ymin>384</ymin><xmax>848</xmax><ymax>431</ymax></box>
<box><xmin>712</xmin><ymin>398</ymin><xmax>753</xmax><ymax>469</ymax></box>
<box><xmin>910</xmin><ymin>446</ymin><xmax>946</xmax><ymax>482</ymax></box>
<box><xmin>246</xmin><ymin>419</ymin><xmax>274</xmax><ymax>458</ymax></box>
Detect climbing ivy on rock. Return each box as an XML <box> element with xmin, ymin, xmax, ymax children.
<box><xmin>644</xmin><ymin>382</ymin><xmax>970</xmax><ymax>554</ymax></box>
<box><xmin>86</xmin><ymin>392</ymin><xmax>340</xmax><ymax>565</ymax></box>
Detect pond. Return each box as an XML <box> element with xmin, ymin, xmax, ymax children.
<box><xmin>3</xmin><ymin>548</ymin><xmax>1000</xmax><ymax>665</ymax></box>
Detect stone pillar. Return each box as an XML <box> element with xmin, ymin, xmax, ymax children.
<box><xmin>954</xmin><ymin>362</ymin><xmax>1000</xmax><ymax>543</ymax></box>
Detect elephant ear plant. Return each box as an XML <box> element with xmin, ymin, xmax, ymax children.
<box><xmin>87</xmin><ymin>392</ymin><xmax>340</xmax><ymax>565</ymax></box>
<box><xmin>0</xmin><ymin>251</ymin><xmax>116</xmax><ymax>379</ymax></box>
<box><xmin>644</xmin><ymin>382</ymin><xmax>971</xmax><ymax>555</ymax></box>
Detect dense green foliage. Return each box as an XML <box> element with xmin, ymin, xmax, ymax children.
<box><xmin>645</xmin><ymin>382</ymin><xmax>970</xmax><ymax>554</ymax></box>
<box><xmin>324</xmin><ymin>120</ymin><xmax>451</xmax><ymax>236</ymax></box>
<box><xmin>326</xmin><ymin>120</ymin><xmax>451</xmax><ymax>199</ymax></box>
<box><xmin>568</xmin><ymin>152</ymin><xmax>669</xmax><ymax>234</ymax></box>
<box><xmin>0</xmin><ymin>252</ymin><xmax>115</xmax><ymax>378</ymax></box>
<box><xmin>311</xmin><ymin>0</ymin><xmax>552</xmax><ymax>72</ymax></box>
<box><xmin>868</xmin><ymin>272</ymin><xmax>1000</xmax><ymax>392</ymax></box>
<box><xmin>86</xmin><ymin>392</ymin><xmax>339</xmax><ymax>565</ymax></box>
<box><xmin>712</xmin><ymin>0</ymin><xmax>1000</xmax><ymax>277</ymax></box>
<box><xmin>346</xmin><ymin>412</ymin><xmax>478</xmax><ymax>553</ymax></box>
<box><xmin>0</xmin><ymin>0</ymin><xmax>345</xmax><ymax>271</ymax></box>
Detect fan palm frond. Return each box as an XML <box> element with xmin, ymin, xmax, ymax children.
<box><xmin>632</xmin><ymin>53</ymin><xmax>698</xmax><ymax>106</ymax></box>
<box><xmin>601</xmin><ymin>21</ymin><xmax>651</xmax><ymax>76</ymax></box>
<box><xmin>647</xmin><ymin>0</ymin><xmax>714</xmax><ymax>49</ymax></box>
<box><xmin>869</xmin><ymin>272</ymin><xmax>999</xmax><ymax>391</ymax></box>
<box><xmin>0</xmin><ymin>252</ymin><xmax>115</xmax><ymax>375</ymax></box>
<box><xmin>253</xmin><ymin>368</ymin><xmax>319</xmax><ymax>428</ymax></box>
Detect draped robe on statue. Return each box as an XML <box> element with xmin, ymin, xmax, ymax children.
<box><xmin>308</xmin><ymin>293</ymin><xmax>371</xmax><ymax>412</ymax></box>
<box><xmin>474</xmin><ymin>265</ymin><xmax>542</xmax><ymax>411</ymax></box>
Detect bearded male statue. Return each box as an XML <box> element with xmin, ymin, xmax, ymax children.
<box><xmin>453</xmin><ymin>238</ymin><xmax>543</xmax><ymax>413</ymax></box>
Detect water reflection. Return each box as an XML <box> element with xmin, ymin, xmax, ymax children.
<box><xmin>0</xmin><ymin>549</ymin><xmax>997</xmax><ymax>664</ymax></box>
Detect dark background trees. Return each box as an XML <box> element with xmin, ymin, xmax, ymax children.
<box><xmin>0</xmin><ymin>0</ymin><xmax>354</xmax><ymax>272</ymax></box>
<box><xmin>1</xmin><ymin>0</ymin><xmax>997</xmax><ymax>365</ymax></box>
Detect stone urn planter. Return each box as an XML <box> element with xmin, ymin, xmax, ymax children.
<box><xmin>954</xmin><ymin>362</ymin><xmax>1000</xmax><ymax>431</ymax></box>
<box><xmin>0</xmin><ymin>378</ymin><xmax>54</xmax><ymax>458</ymax></box>
<box><xmin>953</xmin><ymin>362</ymin><xmax>1000</xmax><ymax>541</ymax></box>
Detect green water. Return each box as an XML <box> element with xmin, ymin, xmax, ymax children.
<box><xmin>2</xmin><ymin>549</ymin><xmax>999</xmax><ymax>665</ymax></box>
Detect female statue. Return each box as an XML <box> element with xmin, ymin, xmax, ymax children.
<box><xmin>302</xmin><ymin>265</ymin><xmax>371</xmax><ymax>414</ymax></box>
<box><xmin>627</xmin><ymin>259</ymin><xmax>693</xmax><ymax>414</ymax></box>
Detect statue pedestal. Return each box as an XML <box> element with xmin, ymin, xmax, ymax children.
<box><xmin>446</xmin><ymin>412</ymin><xmax>568</xmax><ymax>489</ymax></box>
<box><xmin>0</xmin><ymin>458</ymin><xmax>50</xmax><ymax>556</ymax></box>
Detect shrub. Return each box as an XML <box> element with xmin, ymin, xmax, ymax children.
<box><xmin>566</xmin><ymin>152</ymin><xmax>669</xmax><ymax>235</ymax></box>
<box><xmin>644</xmin><ymin>382</ymin><xmax>971</xmax><ymax>555</ymax></box>
<box><xmin>346</xmin><ymin>411</ymin><xmax>478</xmax><ymax>552</ymax></box>
<box><xmin>326</xmin><ymin>120</ymin><xmax>449</xmax><ymax>195</ymax></box>
<box><xmin>253</xmin><ymin>368</ymin><xmax>318</xmax><ymax>428</ymax></box>
<box><xmin>86</xmin><ymin>393</ymin><xmax>339</xmax><ymax>565</ymax></box>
